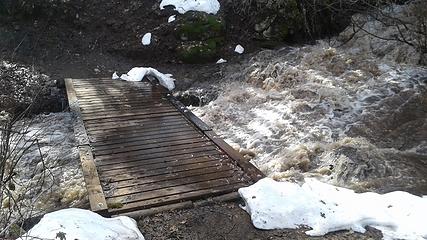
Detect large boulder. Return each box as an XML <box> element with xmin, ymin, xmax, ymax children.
<box><xmin>174</xmin><ymin>11</ymin><xmax>225</xmax><ymax>63</ymax></box>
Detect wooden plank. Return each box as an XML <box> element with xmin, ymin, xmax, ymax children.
<box><xmin>99</xmin><ymin>155</ymin><xmax>226</xmax><ymax>177</ymax></box>
<box><xmin>91</xmin><ymin>129</ymin><xmax>199</xmax><ymax>148</ymax></box>
<box><xmin>94</xmin><ymin>141</ymin><xmax>218</xmax><ymax>160</ymax></box>
<box><xmin>84</xmin><ymin>117</ymin><xmax>188</xmax><ymax>132</ymax></box>
<box><xmin>65</xmin><ymin>78</ymin><xmax>90</xmax><ymax>146</ymax></box>
<box><xmin>84</xmin><ymin>114</ymin><xmax>187</xmax><ymax>127</ymax></box>
<box><xmin>80</xmin><ymin>102</ymin><xmax>170</xmax><ymax>111</ymax></box>
<box><xmin>82</xmin><ymin>111</ymin><xmax>181</xmax><ymax>121</ymax></box>
<box><xmin>81</xmin><ymin>105</ymin><xmax>175</xmax><ymax>114</ymax></box>
<box><xmin>76</xmin><ymin>94</ymin><xmax>166</xmax><ymax>102</ymax></box>
<box><xmin>167</xmin><ymin>96</ymin><xmax>211</xmax><ymax>131</ymax></box>
<box><xmin>107</xmin><ymin>177</ymin><xmax>242</xmax><ymax>203</ymax></box>
<box><xmin>117</xmin><ymin>201</ymin><xmax>194</xmax><ymax>218</ymax></box>
<box><xmin>107</xmin><ymin>182</ymin><xmax>246</xmax><ymax>214</ymax></box>
<box><xmin>95</xmin><ymin>145</ymin><xmax>220</xmax><ymax>166</ymax></box>
<box><xmin>204</xmin><ymin>130</ymin><xmax>264</xmax><ymax>182</ymax></box>
<box><xmin>78</xmin><ymin>100</ymin><xmax>169</xmax><ymax>108</ymax></box>
<box><xmin>97</xmin><ymin>150</ymin><xmax>222</xmax><ymax>171</ymax></box>
<box><xmin>78</xmin><ymin>146</ymin><xmax>109</xmax><ymax>215</ymax></box>
<box><xmin>92</xmin><ymin>133</ymin><xmax>204</xmax><ymax>151</ymax></box>
<box><xmin>77</xmin><ymin>94</ymin><xmax>162</xmax><ymax>101</ymax></box>
<box><xmin>80</xmin><ymin>105</ymin><xmax>175</xmax><ymax>115</ymax></box>
<box><xmin>65</xmin><ymin>79</ymin><xmax>109</xmax><ymax>215</ymax></box>
<box><xmin>102</xmin><ymin>164</ymin><xmax>235</xmax><ymax>189</ymax></box>
<box><xmin>107</xmin><ymin>170</ymin><xmax>238</xmax><ymax>198</ymax></box>
<box><xmin>81</xmin><ymin>108</ymin><xmax>177</xmax><ymax>119</ymax></box>
<box><xmin>93</xmin><ymin>137</ymin><xmax>210</xmax><ymax>156</ymax></box>
<box><xmin>89</xmin><ymin>127</ymin><xmax>197</xmax><ymax>143</ymax></box>
<box><xmin>99</xmin><ymin>160</ymin><xmax>232</xmax><ymax>182</ymax></box>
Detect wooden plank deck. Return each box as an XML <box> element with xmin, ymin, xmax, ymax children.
<box><xmin>65</xmin><ymin>77</ymin><xmax>264</xmax><ymax>216</ymax></box>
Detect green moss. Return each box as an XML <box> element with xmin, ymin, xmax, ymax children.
<box><xmin>177</xmin><ymin>38</ymin><xmax>222</xmax><ymax>63</ymax></box>
<box><xmin>178</xmin><ymin>14</ymin><xmax>224</xmax><ymax>41</ymax></box>
<box><xmin>9</xmin><ymin>224</ymin><xmax>25</xmax><ymax>238</ymax></box>
<box><xmin>107</xmin><ymin>202</ymin><xmax>124</xmax><ymax>209</ymax></box>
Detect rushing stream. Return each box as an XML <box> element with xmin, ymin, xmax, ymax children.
<box><xmin>186</xmin><ymin>12</ymin><xmax>427</xmax><ymax>194</ymax></box>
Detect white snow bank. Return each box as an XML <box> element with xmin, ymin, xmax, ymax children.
<box><xmin>234</xmin><ymin>44</ymin><xmax>244</xmax><ymax>54</ymax></box>
<box><xmin>239</xmin><ymin>178</ymin><xmax>427</xmax><ymax>240</ymax></box>
<box><xmin>18</xmin><ymin>208</ymin><xmax>144</xmax><ymax>240</ymax></box>
<box><xmin>160</xmin><ymin>0</ymin><xmax>220</xmax><ymax>14</ymax></box>
<box><xmin>216</xmin><ymin>58</ymin><xmax>227</xmax><ymax>64</ymax></box>
<box><xmin>142</xmin><ymin>33</ymin><xmax>152</xmax><ymax>46</ymax></box>
<box><xmin>168</xmin><ymin>15</ymin><xmax>176</xmax><ymax>23</ymax></box>
<box><xmin>118</xmin><ymin>67</ymin><xmax>176</xmax><ymax>91</ymax></box>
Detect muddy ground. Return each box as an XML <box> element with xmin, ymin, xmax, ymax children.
<box><xmin>0</xmin><ymin>0</ymin><xmax>261</xmax><ymax>90</ymax></box>
<box><xmin>138</xmin><ymin>202</ymin><xmax>382</xmax><ymax>240</ymax></box>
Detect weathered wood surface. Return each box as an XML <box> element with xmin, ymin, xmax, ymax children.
<box><xmin>64</xmin><ymin>78</ymin><xmax>108</xmax><ymax>215</ymax></box>
<box><xmin>65</xmin><ymin>78</ymin><xmax>264</xmax><ymax>216</ymax></box>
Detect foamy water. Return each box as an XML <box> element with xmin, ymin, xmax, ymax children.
<box><xmin>189</xmin><ymin>7</ymin><xmax>427</xmax><ymax>193</ymax></box>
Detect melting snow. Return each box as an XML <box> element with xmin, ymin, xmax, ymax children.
<box><xmin>18</xmin><ymin>208</ymin><xmax>144</xmax><ymax>240</ymax></box>
<box><xmin>160</xmin><ymin>0</ymin><xmax>220</xmax><ymax>14</ymax></box>
<box><xmin>142</xmin><ymin>33</ymin><xmax>152</xmax><ymax>46</ymax></box>
<box><xmin>239</xmin><ymin>178</ymin><xmax>427</xmax><ymax>240</ymax></box>
<box><xmin>112</xmin><ymin>72</ymin><xmax>119</xmax><ymax>79</ymax></box>
<box><xmin>168</xmin><ymin>15</ymin><xmax>176</xmax><ymax>23</ymax></box>
<box><xmin>216</xmin><ymin>58</ymin><xmax>227</xmax><ymax>64</ymax></box>
<box><xmin>117</xmin><ymin>67</ymin><xmax>176</xmax><ymax>91</ymax></box>
<box><xmin>234</xmin><ymin>44</ymin><xmax>244</xmax><ymax>54</ymax></box>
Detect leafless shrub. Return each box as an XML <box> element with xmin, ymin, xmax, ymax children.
<box><xmin>0</xmin><ymin>104</ymin><xmax>56</xmax><ymax>238</ymax></box>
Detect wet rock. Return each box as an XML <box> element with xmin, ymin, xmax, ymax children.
<box><xmin>175</xmin><ymin>88</ymin><xmax>218</xmax><ymax>107</ymax></box>
<box><xmin>251</xmin><ymin>0</ymin><xmax>305</xmax><ymax>43</ymax></box>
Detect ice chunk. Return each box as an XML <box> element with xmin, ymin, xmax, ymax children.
<box><xmin>142</xmin><ymin>33</ymin><xmax>151</xmax><ymax>46</ymax></box>
<box><xmin>234</xmin><ymin>44</ymin><xmax>244</xmax><ymax>54</ymax></box>
<box><xmin>160</xmin><ymin>0</ymin><xmax>220</xmax><ymax>14</ymax></box>
<box><xmin>17</xmin><ymin>208</ymin><xmax>144</xmax><ymax>240</ymax></box>
<box><xmin>239</xmin><ymin>178</ymin><xmax>427</xmax><ymax>240</ymax></box>
<box><xmin>216</xmin><ymin>58</ymin><xmax>227</xmax><ymax>64</ymax></box>
<box><xmin>112</xmin><ymin>72</ymin><xmax>119</xmax><ymax>79</ymax></box>
<box><xmin>119</xmin><ymin>67</ymin><xmax>176</xmax><ymax>91</ymax></box>
<box><xmin>168</xmin><ymin>15</ymin><xmax>176</xmax><ymax>23</ymax></box>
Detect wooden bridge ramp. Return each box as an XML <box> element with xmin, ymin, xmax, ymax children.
<box><xmin>65</xmin><ymin>78</ymin><xmax>264</xmax><ymax>216</ymax></box>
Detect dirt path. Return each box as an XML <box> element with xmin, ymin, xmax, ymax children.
<box><xmin>138</xmin><ymin>202</ymin><xmax>383</xmax><ymax>240</ymax></box>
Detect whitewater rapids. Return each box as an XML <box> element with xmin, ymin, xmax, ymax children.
<box><xmin>190</xmin><ymin>5</ymin><xmax>427</xmax><ymax>193</ymax></box>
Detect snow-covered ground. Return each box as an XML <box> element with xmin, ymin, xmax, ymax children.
<box><xmin>160</xmin><ymin>0</ymin><xmax>220</xmax><ymax>14</ymax></box>
<box><xmin>239</xmin><ymin>178</ymin><xmax>427</xmax><ymax>240</ymax></box>
<box><xmin>18</xmin><ymin>208</ymin><xmax>144</xmax><ymax>240</ymax></box>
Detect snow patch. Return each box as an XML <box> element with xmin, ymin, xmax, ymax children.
<box><xmin>234</xmin><ymin>44</ymin><xmax>244</xmax><ymax>54</ymax></box>
<box><xmin>112</xmin><ymin>72</ymin><xmax>119</xmax><ymax>79</ymax></box>
<box><xmin>216</xmin><ymin>58</ymin><xmax>227</xmax><ymax>64</ymax></box>
<box><xmin>118</xmin><ymin>67</ymin><xmax>176</xmax><ymax>91</ymax></box>
<box><xmin>160</xmin><ymin>0</ymin><xmax>220</xmax><ymax>14</ymax></box>
<box><xmin>142</xmin><ymin>33</ymin><xmax>152</xmax><ymax>46</ymax></box>
<box><xmin>18</xmin><ymin>208</ymin><xmax>144</xmax><ymax>240</ymax></box>
<box><xmin>168</xmin><ymin>15</ymin><xmax>176</xmax><ymax>23</ymax></box>
<box><xmin>239</xmin><ymin>178</ymin><xmax>427</xmax><ymax>240</ymax></box>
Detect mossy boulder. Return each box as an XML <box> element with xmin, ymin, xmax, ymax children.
<box><xmin>177</xmin><ymin>39</ymin><xmax>222</xmax><ymax>63</ymax></box>
<box><xmin>174</xmin><ymin>11</ymin><xmax>225</xmax><ymax>63</ymax></box>
<box><xmin>176</xmin><ymin>12</ymin><xmax>225</xmax><ymax>41</ymax></box>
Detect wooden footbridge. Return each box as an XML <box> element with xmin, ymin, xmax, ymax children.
<box><xmin>65</xmin><ymin>77</ymin><xmax>263</xmax><ymax>216</ymax></box>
